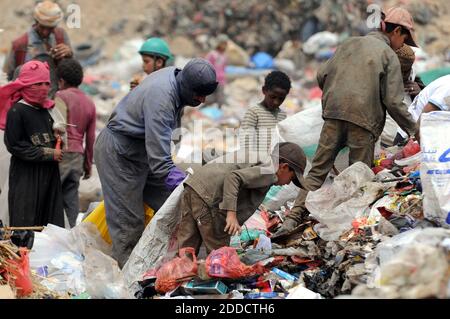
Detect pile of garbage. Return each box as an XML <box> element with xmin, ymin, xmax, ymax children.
<box><xmin>1</xmin><ymin>109</ymin><xmax>449</xmax><ymax>302</ymax></box>
<box><xmin>0</xmin><ymin>224</ymin><xmax>64</xmax><ymax>299</ymax></box>
<box><xmin>0</xmin><ymin>221</ymin><xmax>131</xmax><ymax>299</ymax></box>
<box><xmin>123</xmin><ymin>109</ymin><xmax>450</xmax><ymax>299</ymax></box>
<box><xmin>128</xmin><ymin>157</ymin><xmax>448</xmax><ymax>299</ymax></box>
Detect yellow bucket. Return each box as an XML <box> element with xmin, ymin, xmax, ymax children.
<box><xmin>83</xmin><ymin>201</ymin><xmax>154</xmax><ymax>244</ymax></box>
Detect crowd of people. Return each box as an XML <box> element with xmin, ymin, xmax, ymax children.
<box><xmin>0</xmin><ymin>1</ymin><xmax>449</xmax><ymax>270</ymax></box>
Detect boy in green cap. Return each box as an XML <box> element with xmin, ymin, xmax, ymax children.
<box><xmin>130</xmin><ymin>37</ymin><xmax>173</xmax><ymax>90</ymax></box>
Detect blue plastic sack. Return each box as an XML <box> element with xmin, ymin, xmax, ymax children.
<box><xmin>251</xmin><ymin>52</ymin><xmax>274</xmax><ymax>69</ymax></box>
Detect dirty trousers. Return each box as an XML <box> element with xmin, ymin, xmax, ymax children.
<box><xmin>95</xmin><ymin>128</ymin><xmax>171</xmax><ymax>268</ymax></box>
<box><xmin>59</xmin><ymin>152</ymin><xmax>84</xmax><ymax>228</ymax></box>
<box><xmin>177</xmin><ymin>186</ymin><xmax>230</xmax><ymax>256</ymax></box>
<box><xmin>288</xmin><ymin>119</ymin><xmax>376</xmax><ymax>223</ymax></box>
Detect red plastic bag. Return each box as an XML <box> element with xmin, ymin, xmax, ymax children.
<box><xmin>402</xmin><ymin>139</ymin><xmax>421</xmax><ymax>158</ymax></box>
<box><xmin>206</xmin><ymin>247</ymin><xmax>265</xmax><ymax>279</ymax></box>
<box><xmin>5</xmin><ymin>248</ymin><xmax>33</xmax><ymax>297</ymax></box>
<box><xmin>155</xmin><ymin>247</ymin><xmax>198</xmax><ymax>293</ymax></box>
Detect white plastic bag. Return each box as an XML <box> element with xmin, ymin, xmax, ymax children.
<box><xmin>262</xmin><ymin>183</ymin><xmax>299</xmax><ymax>211</ymax></box>
<box><xmin>303</xmin><ymin>31</ymin><xmax>338</xmax><ymax>55</ymax></box>
<box><xmin>306</xmin><ymin>162</ymin><xmax>387</xmax><ymax>241</ymax></box>
<box><xmin>420</xmin><ymin>111</ymin><xmax>450</xmax><ymax>227</ymax></box>
<box><xmin>84</xmin><ymin>247</ymin><xmax>132</xmax><ymax>299</ymax></box>
<box><xmin>30</xmin><ymin>223</ymin><xmax>122</xmax><ymax>297</ymax></box>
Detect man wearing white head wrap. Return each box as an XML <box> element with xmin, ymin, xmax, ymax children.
<box><xmin>3</xmin><ymin>1</ymin><xmax>73</xmax><ymax>97</ymax></box>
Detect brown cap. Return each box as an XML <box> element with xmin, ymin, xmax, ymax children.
<box><xmin>34</xmin><ymin>1</ymin><xmax>64</xmax><ymax>27</ymax></box>
<box><xmin>395</xmin><ymin>44</ymin><xmax>415</xmax><ymax>83</ymax></box>
<box><xmin>384</xmin><ymin>7</ymin><xmax>418</xmax><ymax>48</ymax></box>
<box><xmin>272</xmin><ymin>142</ymin><xmax>307</xmax><ymax>189</ymax></box>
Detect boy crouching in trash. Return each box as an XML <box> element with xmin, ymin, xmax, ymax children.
<box><xmin>177</xmin><ymin>142</ymin><xmax>307</xmax><ymax>255</ymax></box>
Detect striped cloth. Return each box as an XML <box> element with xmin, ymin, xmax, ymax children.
<box><xmin>240</xmin><ymin>103</ymin><xmax>287</xmax><ymax>155</ymax></box>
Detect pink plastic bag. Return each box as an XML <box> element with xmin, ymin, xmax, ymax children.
<box><xmin>206</xmin><ymin>247</ymin><xmax>265</xmax><ymax>279</ymax></box>
<box><xmin>155</xmin><ymin>247</ymin><xmax>198</xmax><ymax>293</ymax></box>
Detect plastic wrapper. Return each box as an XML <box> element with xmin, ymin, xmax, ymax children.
<box><xmin>155</xmin><ymin>248</ymin><xmax>198</xmax><ymax>293</ymax></box>
<box><xmin>243</xmin><ymin>211</ymin><xmax>267</xmax><ymax>231</ymax></box>
<box><xmin>262</xmin><ymin>183</ymin><xmax>299</xmax><ymax>212</ymax></box>
<box><xmin>39</xmin><ymin>251</ymin><xmax>85</xmax><ymax>295</ymax></box>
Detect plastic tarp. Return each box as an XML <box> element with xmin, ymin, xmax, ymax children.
<box><xmin>122</xmin><ymin>173</ymin><xmax>192</xmax><ymax>293</ymax></box>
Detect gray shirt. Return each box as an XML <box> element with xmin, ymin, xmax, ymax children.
<box><xmin>107</xmin><ymin>67</ymin><xmax>183</xmax><ymax>180</ymax></box>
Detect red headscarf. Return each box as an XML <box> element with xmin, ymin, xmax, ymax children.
<box><xmin>0</xmin><ymin>60</ymin><xmax>55</xmax><ymax>130</ymax></box>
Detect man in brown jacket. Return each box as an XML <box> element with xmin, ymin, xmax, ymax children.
<box><xmin>177</xmin><ymin>143</ymin><xmax>307</xmax><ymax>255</ymax></box>
<box><xmin>273</xmin><ymin>7</ymin><xmax>419</xmax><ymax>238</ymax></box>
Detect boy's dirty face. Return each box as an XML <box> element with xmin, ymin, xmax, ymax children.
<box><xmin>388</xmin><ymin>27</ymin><xmax>409</xmax><ymax>51</ymax></box>
<box><xmin>276</xmin><ymin>163</ymin><xmax>295</xmax><ymax>186</ymax></box>
<box><xmin>142</xmin><ymin>55</ymin><xmax>164</xmax><ymax>75</ymax></box>
<box><xmin>262</xmin><ymin>87</ymin><xmax>289</xmax><ymax>110</ymax></box>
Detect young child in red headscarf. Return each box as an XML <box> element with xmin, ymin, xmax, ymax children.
<box><xmin>0</xmin><ymin>60</ymin><xmax>64</xmax><ymax>227</ymax></box>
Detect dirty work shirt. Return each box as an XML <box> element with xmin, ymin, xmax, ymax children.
<box><xmin>240</xmin><ymin>103</ymin><xmax>287</xmax><ymax>155</ymax></box>
<box><xmin>107</xmin><ymin>67</ymin><xmax>183</xmax><ymax>182</ymax></box>
<box><xmin>95</xmin><ymin>67</ymin><xmax>184</xmax><ymax>267</ymax></box>
<box><xmin>4</xmin><ymin>101</ymin><xmax>64</xmax><ymax>227</ymax></box>
<box><xmin>184</xmin><ymin>155</ymin><xmax>277</xmax><ymax>225</ymax></box>
<box><xmin>317</xmin><ymin>31</ymin><xmax>417</xmax><ymax>138</ymax></box>
<box><xmin>179</xmin><ymin>154</ymin><xmax>277</xmax><ymax>253</ymax></box>
<box><xmin>286</xmin><ymin>32</ymin><xmax>418</xmax><ymax>225</ymax></box>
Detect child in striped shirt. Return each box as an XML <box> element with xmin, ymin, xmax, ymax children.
<box><xmin>241</xmin><ymin>71</ymin><xmax>291</xmax><ymax>155</ymax></box>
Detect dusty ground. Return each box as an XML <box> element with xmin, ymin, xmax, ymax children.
<box><xmin>0</xmin><ymin>0</ymin><xmax>174</xmax><ymax>58</ymax></box>
<box><xmin>1</xmin><ymin>0</ymin><xmax>449</xmax><ymax>59</ymax></box>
